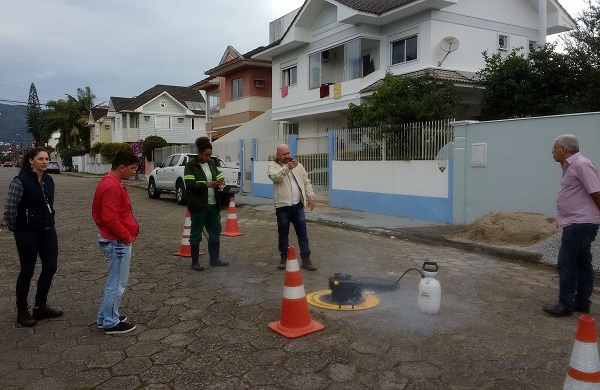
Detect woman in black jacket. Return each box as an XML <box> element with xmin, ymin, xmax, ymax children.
<box><xmin>3</xmin><ymin>148</ymin><xmax>63</xmax><ymax>327</ymax></box>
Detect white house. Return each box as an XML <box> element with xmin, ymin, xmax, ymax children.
<box><xmin>106</xmin><ymin>85</ymin><xmax>207</xmax><ymax>144</ymax></box>
<box><xmin>252</xmin><ymin>0</ymin><xmax>576</xmax><ymax>134</ymax></box>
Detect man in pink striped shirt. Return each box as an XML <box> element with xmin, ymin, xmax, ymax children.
<box><xmin>543</xmin><ymin>134</ymin><xmax>600</xmax><ymax>317</ymax></box>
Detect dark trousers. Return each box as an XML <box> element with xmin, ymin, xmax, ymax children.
<box><xmin>189</xmin><ymin>205</ymin><xmax>221</xmax><ymax>246</ymax></box>
<box><xmin>557</xmin><ymin>223</ymin><xmax>599</xmax><ymax>310</ymax></box>
<box><xmin>14</xmin><ymin>227</ymin><xmax>59</xmax><ymax>309</ymax></box>
<box><xmin>276</xmin><ymin>202</ymin><xmax>311</xmax><ymax>260</ymax></box>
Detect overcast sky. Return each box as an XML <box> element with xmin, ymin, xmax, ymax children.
<box><xmin>0</xmin><ymin>0</ymin><xmax>588</xmax><ymax>107</ymax></box>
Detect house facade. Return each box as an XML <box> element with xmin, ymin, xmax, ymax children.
<box><xmin>253</xmin><ymin>0</ymin><xmax>575</xmax><ymax>134</ymax></box>
<box><xmin>88</xmin><ymin>106</ymin><xmax>110</xmax><ymax>147</ymax></box>
<box><xmin>105</xmin><ymin>85</ymin><xmax>207</xmax><ymax>145</ymax></box>
<box><xmin>191</xmin><ymin>46</ymin><xmax>272</xmax><ymax>140</ymax></box>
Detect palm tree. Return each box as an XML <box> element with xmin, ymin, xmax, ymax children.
<box><xmin>44</xmin><ymin>86</ymin><xmax>96</xmax><ymax>152</ymax></box>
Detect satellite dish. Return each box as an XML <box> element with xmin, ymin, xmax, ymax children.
<box><xmin>439</xmin><ymin>36</ymin><xmax>460</xmax><ymax>53</ymax></box>
<box><xmin>438</xmin><ymin>36</ymin><xmax>460</xmax><ymax>66</ymax></box>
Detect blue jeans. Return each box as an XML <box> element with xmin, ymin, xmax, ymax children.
<box><xmin>97</xmin><ymin>236</ymin><xmax>132</xmax><ymax>328</ymax></box>
<box><xmin>557</xmin><ymin>223</ymin><xmax>599</xmax><ymax>310</ymax></box>
<box><xmin>276</xmin><ymin>203</ymin><xmax>311</xmax><ymax>260</ymax></box>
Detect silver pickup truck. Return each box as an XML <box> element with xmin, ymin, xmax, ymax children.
<box><xmin>147</xmin><ymin>153</ymin><xmax>240</xmax><ymax>205</ymax></box>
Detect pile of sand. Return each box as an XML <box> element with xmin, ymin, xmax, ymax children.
<box><xmin>454</xmin><ymin>211</ymin><xmax>559</xmax><ymax>246</ymax></box>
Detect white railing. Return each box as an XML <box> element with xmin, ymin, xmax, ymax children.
<box><xmin>334</xmin><ymin>119</ymin><xmax>454</xmax><ymax>161</ymax></box>
<box><xmin>153</xmin><ymin>145</ymin><xmax>194</xmax><ymax>164</ymax></box>
<box><xmin>212</xmin><ymin>141</ymin><xmax>240</xmax><ymax>166</ymax></box>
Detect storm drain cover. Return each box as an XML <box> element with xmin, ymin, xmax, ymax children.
<box><xmin>306</xmin><ymin>290</ymin><xmax>380</xmax><ymax>310</ymax></box>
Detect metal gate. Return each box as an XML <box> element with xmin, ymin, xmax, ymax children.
<box><xmin>242</xmin><ymin>140</ymin><xmax>252</xmax><ymax>193</ymax></box>
<box><xmin>296</xmin><ymin>133</ymin><xmax>328</xmax><ymax>201</ymax></box>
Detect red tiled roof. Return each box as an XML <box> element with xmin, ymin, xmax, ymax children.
<box><xmin>360</xmin><ymin>68</ymin><xmax>477</xmax><ymax>93</ymax></box>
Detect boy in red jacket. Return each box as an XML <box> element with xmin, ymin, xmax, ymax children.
<box><xmin>92</xmin><ymin>151</ymin><xmax>139</xmax><ymax>334</ymax></box>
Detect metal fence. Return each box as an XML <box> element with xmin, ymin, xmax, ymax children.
<box><xmin>334</xmin><ymin>119</ymin><xmax>454</xmax><ymax>161</ymax></box>
<box><xmin>296</xmin><ymin>133</ymin><xmax>328</xmax><ymax>186</ymax></box>
<box><xmin>153</xmin><ymin>144</ymin><xmax>194</xmax><ymax>164</ymax></box>
<box><xmin>256</xmin><ymin>136</ymin><xmax>284</xmax><ymax>161</ymax></box>
<box><xmin>154</xmin><ymin>142</ymin><xmax>242</xmax><ymax>166</ymax></box>
<box><xmin>212</xmin><ymin>141</ymin><xmax>241</xmax><ymax>165</ymax></box>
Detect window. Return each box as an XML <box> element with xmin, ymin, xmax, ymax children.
<box><xmin>391</xmin><ymin>35</ymin><xmax>418</xmax><ymax>65</ymax></box>
<box><xmin>309</xmin><ymin>53</ymin><xmax>322</xmax><ymax>90</ymax></box>
<box><xmin>232</xmin><ymin>78</ymin><xmax>243</xmax><ymax>100</ymax></box>
<box><xmin>308</xmin><ymin>38</ymin><xmax>380</xmax><ymax>89</ymax></box>
<box><xmin>161</xmin><ymin>155</ymin><xmax>175</xmax><ymax>167</ymax></box>
<box><xmin>345</xmin><ymin>39</ymin><xmax>361</xmax><ymax>81</ymax></box>
<box><xmin>528</xmin><ymin>39</ymin><xmax>538</xmax><ymax>53</ymax></box>
<box><xmin>284</xmin><ymin>123</ymin><xmax>299</xmax><ymax>136</ymax></box>
<box><xmin>207</xmin><ymin>92</ymin><xmax>220</xmax><ymax>121</ymax></box>
<box><xmin>129</xmin><ymin>114</ymin><xmax>139</xmax><ymax>128</ymax></box>
<box><xmin>498</xmin><ymin>34</ymin><xmax>509</xmax><ymax>51</ymax></box>
<box><xmin>282</xmin><ymin>66</ymin><xmax>297</xmax><ymax>87</ymax></box>
<box><xmin>191</xmin><ymin>118</ymin><xmax>195</xmax><ymax>130</ymax></box>
<box><xmin>156</xmin><ymin>115</ymin><xmax>171</xmax><ymax>129</ymax></box>
<box><xmin>122</xmin><ymin>114</ymin><xmax>128</xmax><ymax>129</ymax></box>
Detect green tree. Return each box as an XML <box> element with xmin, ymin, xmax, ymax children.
<box><xmin>142</xmin><ymin>135</ymin><xmax>167</xmax><ymax>162</ymax></box>
<box><xmin>45</xmin><ymin>86</ymin><xmax>96</xmax><ymax>152</ymax></box>
<box><xmin>100</xmin><ymin>142</ymin><xmax>132</xmax><ymax>161</ymax></box>
<box><xmin>476</xmin><ymin>44</ymin><xmax>573</xmax><ymax>120</ymax></box>
<box><xmin>561</xmin><ymin>0</ymin><xmax>600</xmax><ymax>111</ymax></box>
<box><xmin>26</xmin><ymin>83</ymin><xmax>41</xmax><ymax>144</ymax></box>
<box><xmin>347</xmin><ymin>72</ymin><xmax>459</xmax><ymax>128</ymax></box>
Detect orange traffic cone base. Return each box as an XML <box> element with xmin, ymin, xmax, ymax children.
<box><xmin>221</xmin><ymin>196</ymin><xmax>244</xmax><ymax>236</ymax></box>
<box><xmin>221</xmin><ymin>230</ymin><xmax>244</xmax><ymax>237</ymax></box>
<box><xmin>268</xmin><ymin>319</ymin><xmax>324</xmax><ymax>338</ymax></box>
<box><xmin>173</xmin><ymin>249</ymin><xmax>205</xmax><ymax>257</ymax></box>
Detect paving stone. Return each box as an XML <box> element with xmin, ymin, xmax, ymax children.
<box><xmin>86</xmin><ymin>350</ymin><xmax>126</xmax><ymax>368</ymax></box>
<box><xmin>95</xmin><ymin>376</ymin><xmax>141</xmax><ymax>390</ymax></box>
<box><xmin>139</xmin><ymin>363</ymin><xmax>182</xmax><ymax>383</ymax></box>
<box><xmin>0</xmin><ymin>173</ymin><xmax>587</xmax><ymax>389</ymax></box>
<box><xmin>110</xmin><ymin>356</ymin><xmax>153</xmax><ymax>376</ymax></box>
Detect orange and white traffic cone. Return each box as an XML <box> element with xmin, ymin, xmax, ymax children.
<box><xmin>221</xmin><ymin>196</ymin><xmax>244</xmax><ymax>237</ymax></box>
<box><xmin>268</xmin><ymin>246</ymin><xmax>324</xmax><ymax>338</ymax></box>
<box><xmin>173</xmin><ymin>210</ymin><xmax>204</xmax><ymax>257</ymax></box>
<box><xmin>564</xmin><ymin>315</ymin><xmax>600</xmax><ymax>389</ymax></box>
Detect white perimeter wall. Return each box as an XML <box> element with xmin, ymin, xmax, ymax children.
<box><xmin>453</xmin><ymin>112</ymin><xmax>600</xmax><ymax>224</ymax></box>
<box><xmin>332</xmin><ymin>160</ymin><xmax>448</xmax><ymax>198</ymax></box>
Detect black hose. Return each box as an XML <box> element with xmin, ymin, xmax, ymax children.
<box><xmin>369</xmin><ymin>268</ymin><xmax>424</xmax><ymax>293</ymax></box>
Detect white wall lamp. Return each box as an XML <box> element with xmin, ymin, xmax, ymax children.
<box><xmin>104</xmin><ymin>124</ymin><xmax>110</xmax><ymax>129</ymax></box>
<box><xmin>144</xmin><ymin>115</ymin><xmax>150</xmax><ymax>121</ymax></box>
<box><xmin>178</xmin><ymin>117</ymin><xmax>184</xmax><ymax>123</ymax></box>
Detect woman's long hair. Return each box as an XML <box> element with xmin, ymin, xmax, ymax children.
<box><xmin>19</xmin><ymin>147</ymin><xmax>50</xmax><ymax>174</ymax></box>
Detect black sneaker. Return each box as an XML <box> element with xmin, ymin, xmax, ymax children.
<box><xmin>97</xmin><ymin>315</ymin><xmax>128</xmax><ymax>329</ymax></box>
<box><xmin>104</xmin><ymin>321</ymin><xmax>136</xmax><ymax>335</ymax></box>
<box><xmin>32</xmin><ymin>305</ymin><xmax>63</xmax><ymax>320</ymax></box>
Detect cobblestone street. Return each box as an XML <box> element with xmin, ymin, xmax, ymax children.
<box><xmin>0</xmin><ymin>168</ymin><xmax>593</xmax><ymax>389</ymax></box>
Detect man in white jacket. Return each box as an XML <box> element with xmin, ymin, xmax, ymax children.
<box><xmin>267</xmin><ymin>144</ymin><xmax>317</xmax><ymax>271</ymax></box>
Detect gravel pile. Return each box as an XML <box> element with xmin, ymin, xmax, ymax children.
<box><xmin>523</xmin><ymin>232</ymin><xmax>600</xmax><ymax>271</ymax></box>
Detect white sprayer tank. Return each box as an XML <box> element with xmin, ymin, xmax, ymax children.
<box><xmin>418</xmin><ymin>262</ymin><xmax>441</xmax><ymax>314</ymax></box>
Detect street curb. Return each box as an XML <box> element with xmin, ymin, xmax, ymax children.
<box><xmin>312</xmin><ymin>219</ymin><xmax>545</xmax><ymax>265</ymax></box>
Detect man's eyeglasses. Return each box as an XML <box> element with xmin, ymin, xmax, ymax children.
<box><xmin>552</xmin><ymin>145</ymin><xmax>565</xmax><ymax>151</ymax></box>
